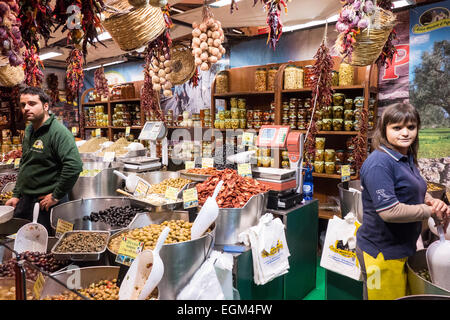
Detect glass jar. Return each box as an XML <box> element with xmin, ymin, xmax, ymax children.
<box><xmin>253</xmin><ymin>110</ymin><xmax>262</xmax><ymax>121</ymax></box>
<box><xmin>344</xmin><ymin>99</ymin><xmax>353</xmax><ymax>110</ymax></box>
<box><xmin>238</xmin><ymin>98</ymin><xmax>246</xmax><ymax>109</ymax></box>
<box><xmin>368</xmin><ymin>109</ymin><xmax>375</xmax><ymax>121</ymax></box>
<box><xmin>324</xmin><ymin>149</ymin><xmax>335</xmax><ymax>163</ymax></box>
<box><xmin>343</xmin><ymin>109</ymin><xmax>353</xmax><ymax>121</ymax></box>
<box><xmin>304</xmin><ymin>65</ymin><xmax>314</xmax><ymax>87</ymax></box>
<box><xmin>282</xmin><ymin>116</ymin><xmax>289</xmax><ymax>125</ymax></box>
<box><xmin>353</xmin><ymin>119</ymin><xmax>361</xmax><ymax>131</ymax></box>
<box><xmin>281</xmin><ymin>150</ymin><xmax>289</xmax><ymax>161</ymax></box>
<box><xmin>247</xmin><ymin>120</ymin><xmax>253</xmax><ymax>129</ymax></box>
<box><xmin>354</xmin><ymin>96</ymin><xmax>364</xmax><ymax>108</ymax></box>
<box><xmin>346</xmin><ymin>137</ymin><xmax>355</xmax><ymax>150</ymax></box>
<box><xmin>253</xmin><ymin>120</ymin><xmax>262</xmax><ymax>129</ymax></box>
<box><xmin>333</xmin><ymin>106</ymin><xmax>344</xmax><ymax>119</ymax></box>
<box><xmin>230</xmin><ymin>97</ymin><xmax>238</xmax><ymax>109</ymax></box>
<box><xmin>316</xmin><ymin>109</ymin><xmax>323</xmax><ymax>121</ymax></box>
<box><xmin>289</xmin><ymin>120</ymin><xmax>297</xmax><ymax>130</ymax></box>
<box><xmin>255</xmin><ymin>68</ymin><xmax>267</xmax><ymax>91</ymax></box>
<box><xmin>225</xmin><ymin>119</ymin><xmax>232</xmax><ymax>129</ymax></box>
<box><xmin>289</xmin><ymin>109</ymin><xmax>297</xmax><ymax>120</ymax></box>
<box><xmin>304</xmin><ymin>98</ymin><xmax>312</xmax><ymax>110</ymax></box>
<box><xmin>325</xmin><ymin>162</ymin><xmax>335</xmax><ymax>174</ymax></box>
<box><xmin>289</xmin><ymin>98</ymin><xmax>297</xmax><ymax>110</ymax></box>
<box><xmin>346</xmin><ymin>151</ymin><xmax>355</xmax><ymax>163</ymax></box>
<box><xmin>282</xmin><ymin>102</ymin><xmax>290</xmax><ymax>112</ymax></box>
<box><xmin>281</xmin><ymin>160</ymin><xmax>290</xmax><ymax>169</ymax></box>
<box><xmin>322</xmin><ymin>106</ymin><xmax>332</xmax><ymax>118</ymax></box>
<box><xmin>333</xmin><ymin>93</ymin><xmax>345</xmax><ymax>106</ymax></box>
<box><xmin>231</xmin><ymin>108</ymin><xmax>240</xmax><ymax>119</ymax></box>
<box><xmin>369</xmin><ymin>98</ymin><xmax>376</xmax><ymax>108</ymax></box>
<box><xmin>215</xmin><ymin>71</ymin><xmax>229</xmax><ymax>94</ymax></box>
<box><xmin>267</xmin><ymin>67</ymin><xmax>278</xmax><ymax>91</ymax></box>
<box><xmin>339</xmin><ymin>63</ymin><xmax>354</xmax><ymax>86</ymax></box>
<box><xmin>322</xmin><ymin>118</ymin><xmax>332</xmax><ymax>131</ymax></box>
<box><xmin>231</xmin><ymin>119</ymin><xmax>240</xmax><ymax>129</ymax></box>
<box><xmin>284</xmin><ymin>64</ymin><xmax>298</xmax><ymax>90</ymax></box>
<box><xmin>368</xmin><ymin>121</ymin><xmax>374</xmax><ymax>131</ymax></box>
<box><xmin>331</xmin><ymin>70</ymin><xmax>339</xmax><ymax>86</ymax></box>
<box><xmin>315</xmin><ymin>149</ymin><xmax>324</xmax><ymax>161</ymax></box>
<box><xmin>344</xmin><ymin>120</ymin><xmax>354</xmax><ymax>131</ymax></box>
<box><xmin>333</xmin><ymin>118</ymin><xmax>343</xmax><ymax>131</ymax></box>
<box><xmin>261</xmin><ymin>156</ymin><xmax>271</xmax><ymax>168</ymax></box>
<box><xmin>297</xmin><ymin>120</ymin><xmax>307</xmax><ymax>130</ymax></box>
<box><xmin>335</xmin><ymin>150</ymin><xmax>345</xmax><ymax>163</ymax></box>
<box><xmin>316</xmin><ymin>120</ymin><xmax>323</xmax><ymax>131</ymax></box>
<box><xmin>316</xmin><ymin>137</ymin><xmax>326</xmax><ymax>150</ymax></box>
<box><xmin>214</xmin><ymin>120</ymin><xmax>221</xmax><ymax>128</ymax></box>
<box><xmin>296</xmin><ymin>67</ymin><xmax>304</xmax><ymax>89</ymax></box>
<box><xmin>218</xmin><ymin>111</ymin><xmax>225</xmax><ymax>121</ymax></box>
<box><xmin>238</xmin><ymin>109</ymin><xmax>246</xmax><ymax>119</ymax></box>
<box><xmin>314</xmin><ymin>161</ymin><xmax>325</xmax><ymax>173</ymax></box>
<box><xmin>335</xmin><ymin>162</ymin><xmax>343</xmax><ymax>175</ymax></box>
<box><xmin>224</xmin><ymin>110</ymin><xmax>231</xmax><ymax>119</ymax></box>
<box><xmin>246</xmin><ymin>110</ymin><xmax>253</xmax><ymax>120</ymax></box>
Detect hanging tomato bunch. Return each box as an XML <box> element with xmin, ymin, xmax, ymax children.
<box><xmin>0</xmin><ymin>0</ymin><xmax>25</xmax><ymax>67</ymax></box>
<box><xmin>191</xmin><ymin>6</ymin><xmax>225</xmax><ymax>72</ymax></box>
<box><xmin>94</xmin><ymin>66</ymin><xmax>109</xmax><ymax>97</ymax></box>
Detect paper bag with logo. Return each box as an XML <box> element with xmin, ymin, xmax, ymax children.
<box><xmin>239</xmin><ymin>213</ymin><xmax>290</xmax><ymax>285</ymax></box>
<box><xmin>320</xmin><ymin>212</ymin><xmax>362</xmax><ymax>281</ymax></box>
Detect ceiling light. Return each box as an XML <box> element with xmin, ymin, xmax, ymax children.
<box><xmin>171</xmin><ymin>7</ymin><xmax>185</xmax><ymax>14</ymax></box>
<box><xmin>282</xmin><ymin>14</ymin><xmax>339</xmax><ymax>32</ymax></box>
<box><xmin>83</xmin><ymin>58</ymin><xmax>127</xmax><ymax>71</ymax></box>
<box><xmin>232</xmin><ymin>28</ymin><xmax>243</xmax><ymax>34</ymax></box>
<box><xmin>39</xmin><ymin>50</ymin><xmax>63</xmax><ymax>61</ymax></box>
<box><xmin>393</xmin><ymin>0</ymin><xmax>412</xmax><ymax>8</ymax></box>
<box><xmin>210</xmin><ymin>0</ymin><xmax>241</xmax><ymax>8</ymax></box>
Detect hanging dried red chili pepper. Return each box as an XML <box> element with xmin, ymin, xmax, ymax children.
<box><xmin>352</xmin><ymin>103</ymin><xmax>368</xmax><ymax>177</ymax></box>
<box><xmin>46</xmin><ymin>73</ymin><xmax>59</xmax><ymax>104</ymax></box>
<box><xmin>94</xmin><ymin>66</ymin><xmax>109</xmax><ymax>97</ymax></box>
<box><xmin>189</xmin><ymin>67</ymin><xmax>199</xmax><ymax>88</ymax></box>
<box><xmin>23</xmin><ymin>46</ymin><xmax>44</xmax><ymax>87</ymax></box>
<box><xmin>65</xmin><ymin>48</ymin><xmax>84</xmax><ymax>102</ymax></box>
<box><xmin>253</xmin><ymin>0</ymin><xmax>287</xmax><ymax>50</ymax></box>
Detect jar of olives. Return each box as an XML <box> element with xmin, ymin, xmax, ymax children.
<box><xmin>239</xmin><ymin>109</ymin><xmax>246</xmax><ymax>119</ymax></box>
<box><xmin>333</xmin><ymin>118</ymin><xmax>344</xmax><ymax>131</ymax></box>
<box><xmin>231</xmin><ymin>108</ymin><xmax>240</xmax><ymax>119</ymax></box>
<box><xmin>215</xmin><ymin>71</ymin><xmax>229</xmax><ymax>94</ymax></box>
<box><xmin>267</xmin><ymin>67</ymin><xmax>278</xmax><ymax>91</ymax></box>
<box><xmin>316</xmin><ymin>120</ymin><xmax>323</xmax><ymax>131</ymax></box>
<box><xmin>316</xmin><ymin>137</ymin><xmax>326</xmax><ymax>150</ymax></box>
<box><xmin>322</xmin><ymin>106</ymin><xmax>332</xmax><ymax>118</ymax></box>
<box><xmin>298</xmin><ymin>109</ymin><xmax>307</xmax><ymax>120</ymax></box>
<box><xmin>281</xmin><ymin>160</ymin><xmax>290</xmax><ymax>168</ymax></box>
<box><xmin>344</xmin><ymin>99</ymin><xmax>353</xmax><ymax>110</ymax></box>
<box><xmin>344</xmin><ymin>120</ymin><xmax>353</xmax><ymax>131</ymax></box>
<box><xmin>282</xmin><ymin>102</ymin><xmax>290</xmax><ymax>112</ymax></box>
<box><xmin>238</xmin><ymin>98</ymin><xmax>246</xmax><ymax>109</ymax></box>
<box><xmin>289</xmin><ymin>120</ymin><xmax>297</xmax><ymax>130</ymax></box>
<box><xmin>289</xmin><ymin>109</ymin><xmax>297</xmax><ymax>120</ymax></box>
<box><xmin>331</xmin><ymin>70</ymin><xmax>339</xmax><ymax>86</ymax></box>
<box><xmin>315</xmin><ymin>149</ymin><xmax>324</xmax><ymax>161</ymax></box>
<box><xmin>231</xmin><ymin>119</ymin><xmax>240</xmax><ymax>129</ymax></box>
<box><xmin>333</xmin><ymin>93</ymin><xmax>345</xmax><ymax>106</ymax></box>
<box><xmin>339</xmin><ymin>63</ymin><xmax>354</xmax><ymax>86</ymax></box>
<box><xmin>344</xmin><ymin>109</ymin><xmax>354</xmax><ymax>121</ymax></box>
<box><xmin>322</xmin><ymin>118</ymin><xmax>332</xmax><ymax>131</ymax></box>
<box><xmin>325</xmin><ymin>149</ymin><xmax>335</xmax><ymax>162</ymax></box>
<box><xmin>225</xmin><ymin>119</ymin><xmax>232</xmax><ymax>129</ymax></box>
<box><xmin>325</xmin><ymin>162</ymin><xmax>336</xmax><ymax>174</ymax></box>
<box><xmin>289</xmin><ymin>98</ymin><xmax>297</xmax><ymax>110</ymax></box>
<box><xmin>304</xmin><ymin>98</ymin><xmax>312</xmax><ymax>109</ymax></box>
<box><xmin>314</xmin><ymin>161</ymin><xmax>325</xmax><ymax>173</ymax></box>
<box><xmin>333</xmin><ymin>106</ymin><xmax>344</xmax><ymax>119</ymax></box>
<box><xmin>346</xmin><ymin>137</ymin><xmax>355</xmax><ymax>150</ymax></box>
<box><xmin>255</xmin><ymin>68</ymin><xmax>268</xmax><ymax>91</ymax></box>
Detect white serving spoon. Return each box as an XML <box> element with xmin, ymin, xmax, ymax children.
<box><xmin>114</xmin><ymin>170</ymin><xmax>140</xmax><ymax>193</ymax></box>
<box><xmin>14</xmin><ymin>203</ymin><xmax>48</xmax><ymax>254</ymax></box>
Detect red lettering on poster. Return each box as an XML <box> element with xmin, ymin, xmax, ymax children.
<box><xmin>382</xmin><ymin>44</ymin><xmax>409</xmax><ymax>81</ymax></box>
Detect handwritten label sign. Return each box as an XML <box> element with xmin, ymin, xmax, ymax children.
<box><xmin>183</xmin><ymin>188</ymin><xmax>198</xmax><ymax>209</ymax></box>
<box><xmin>55</xmin><ymin>219</ymin><xmax>74</xmax><ymax>238</ymax></box>
<box><xmin>71</xmin><ymin>127</ymin><xmax>77</xmax><ymax>135</ymax></box>
<box><xmin>201</xmin><ymin>158</ymin><xmax>214</xmax><ymax>168</ymax></box>
<box><xmin>95</xmin><ymin>128</ymin><xmax>101</xmax><ymax>137</ymax></box>
<box><xmin>6</xmin><ymin>159</ymin><xmax>13</xmax><ymax>165</ymax></box>
<box><xmin>185</xmin><ymin>161</ymin><xmax>195</xmax><ymax>170</ymax></box>
<box><xmin>242</xmin><ymin>132</ymin><xmax>255</xmax><ymax>146</ymax></box>
<box><xmin>115</xmin><ymin>237</ymin><xmax>144</xmax><ymax>266</ymax></box>
<box><xmin>341</xmin><ymin>165</ymin><xmax>351</xmax><ymax>182</ymax></box>
<box><xmin>125</xmin><ymin>126</ymin><xmax>131</xmax><ymax>137</ymax></box>
<box><xmin>134</xmin><ymin>179</ymin><xmax>150</xmax><ymax>197</ymax></box>
<box><xmin>14</xmin><ymin>158</ymin><xmax>20</xmax><ymax>168</ymax></box>
<box><xmin>165</xmin><ymin>186</ymin><xmax>179</xmax><ymax>201</ymax></box>
<box><xmin>103</xmin><ymin>151</ymin><xmax>115</xmax><ymax>162</ymax></box>
<box><xmin>33</xmin><ymin>272</ymin><xmax>45</xmax><ymax>300</ymax></box>
<box><xmin>238</xmin><ymin>163</ymin><xmax>252</xmax><ymax>178</ymax></box>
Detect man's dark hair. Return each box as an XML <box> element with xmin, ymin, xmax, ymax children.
<box><xmin>19</xmin><ymin>86</ymin><xmax>51</xmax><ymax>106</ymax></box>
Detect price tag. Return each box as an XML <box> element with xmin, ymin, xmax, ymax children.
<box><xmin>242</xmin><ymin>132</ymin><xmax>254</xmax><ymax>146</ymax></box>
<box><xmin>201</xmin><ymin>157</ymin><xmax>214</xmax><ymax>168</ymax></box>
<box><xmin>185</xmin><ymin>161</ymin><xmax>195</xmax><ymax>170</ymax></box>
<box><xmin>55</xmin><ymin>219</ymin><xmax>74</xmax><ymax>238</ymax></box>
<box><xmin>71</xmin><ymin>127</ymin><xmax>77</xmax><ymax>135</ymax></box>
<box><xmin>115</xmin><ymin>237</ymin><xmax>144</xmax><ymax>266</ymax></box>
<box><xmin>134</xmin><ymin>179</ymin><xmax>150</xmax><ymax>197</ymax></box>
<box><xmin>165</xmin><ymin>186</ymin><xmax>179</xmax><ymax>201</ymax></box>
<box><xmin>103</xmin><ymin>151</ymin><xmax>115</xmax><ymax>162</ymax></box>
<box><xmin>183</xmin><ymin>187</ymin><xmax>198</xmax><ymax>209</ymax></box>
<box><xmin>95</xmin><ymin>128</ymin><xmax>101</xmax><ymax>137</ymax></box>
<box><xmin>33</xmin><ymin>272</ymin><xmax>45</xmax><ymax>300</ymax></box>
<box><xmin>6</xmin><ymin>159</ymin><xmax>13</xmax><ymax>165</ymax></box>
<box><xmin>238</xmin><ymin>163</ymin><xmax>252</xmax><ymax>178</ymax></box>
<box><xmin>341</xmin><ymin>165</ymin><xmax>351</xmax><ymax>182</ymax></box>
<box><xmin>125</xmin><ymin>126</ymin><xmax>131</xmax><ymax>137</ymax></box>
<box><xmin>14</xmin><ymin>158</ymin><xmax>20</xmax><ymax>168</ymax></box>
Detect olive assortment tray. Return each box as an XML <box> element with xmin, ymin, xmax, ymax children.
<box><xmin>51</xmin><ymin>231</ymin><xmax>110</xmax><ymax>262</ymax></box>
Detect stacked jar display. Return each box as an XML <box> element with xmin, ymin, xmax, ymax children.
<box><xmin>246</xmin><ymin>101</ymin><xmax>275</xmax><ymax>129</ymax></box>
<box><xmin>283</xmin><ymin>65</ymin><xmax>304</xmax><ymax>90</ymax></box>
<box><xmin>86</xmin><ymin>105</ymin><xmax>107</xmax><ymax>127</ymax></box>
<box><xmin>313</xmin><ymin>136</ymin><xmax>356</xmax><ymax>175</ymax></box>
<box><xmin>281</xmin><ymin>98</ymin><xmax>311</xmax><ymax>130</ymax></box>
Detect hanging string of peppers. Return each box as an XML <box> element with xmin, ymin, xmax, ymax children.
<box><xmin>253</xmin><ymin>0</ymin><xmax>287</xmax><ymax>50</ymax></box>
<box><xmin>46</xmin><ymin>73</ymin><xmax>59</xmax><ymax>104</ymax></box>
<box><xmin>65</xmin><ymin>48</ymin><xmax>83</xmax><ymax>103</ymax></box>
<box><xmin>23</xmin><ymin>46</ymin><xmax>44</xmax><ymax>86</ymax></box>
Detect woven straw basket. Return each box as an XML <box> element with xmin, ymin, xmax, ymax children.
<box><xmin>0</xmin><ymin>56</ymin><xmax>24</xmax><ymax>87</ymax></box>
<box><xmin>341</xmin><ymin>8</ymin><xmax>396</xmax><ymax>67</ymax></box>
<box><xmin>102</xmin><ymin>0</ymin><xmax>166</xmax><ymax>52</ymax></box>
<box><xmin>169</xmin><ymin>44</ymin><xmax>196</xmax><ymax>85</ymax></box>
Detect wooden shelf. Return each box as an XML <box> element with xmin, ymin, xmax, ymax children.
<box><xmin>292</xmin><ymin>130</ymin><xmax>358</xmax><ymax>135</ymax></box>
<box><xmin>312</xmin><ymin>172</ymin><xmax>358</xmax><ymax>180</ymax></box>
<box><xmin>213</xmin><ymin>91</ymin><xmax>275</xmax><ymax>98</ymax></box>
<box><xmin>319</xmin><ymin>209</ymin><xmax>341</xmax><ymax>220</ymax></box>
<box><xmin>282</xmin><ymin>85</ymin><xmax>368</xmax><ymax>93</ymax></box>
<box><xmin>82</xmin><ymin>101</ymin><xmax>108</xmax><ymax>106</ymax></box>
<box><xmin>109</xmin><ymin>98</ymin><xmax>141</xmax><ymax>103</ymax></box>
<box><xmin>85</xmin><ymin>126</ymin><xmax>109</xmax><ymax>129</ymax></box>
<box><xmin>110</xmin><ymin>126</ymin><xmax>143</xmax><ymax>129</ymax></box>
<box><xmin>167</xmin><ymin>126</ymin><xmax>212</xmax><ymax>130</ymax></box>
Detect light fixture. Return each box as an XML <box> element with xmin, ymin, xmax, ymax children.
<box><xmin>39</xmin><ymin>48</ymin><xmax>64</xmax><ymax>61</ymax></box>
<box><xmin>393</xmin><ymin>0</ymin><xmax>413</xmax><ymax>8</ymax></box>
<box><xmin>282</xmin><ymin>14</ymin><xmax>339</xmax><ymax>33</ymax></box>
<box><xmin>171</xmin><ymin>7</ymin><xmax>185</xmax><ymax>14</ymax></box>
<box><xmin>83</xmin><ymin>57</ymin><xmax>128</xmax><ymax>71</ymax></box>
<box><xmin>210</xmin><ymin>0</ymin><xmax>241</xmax><ymax>8</ymax></box>
<box><xmin>232</xmin><ymin>28</ymin><xmax>243</xmax><ymax>34</ymax></box>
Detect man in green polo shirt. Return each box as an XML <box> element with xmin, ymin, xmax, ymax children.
<box><xmin>6</xmin><ymin>86</ymin><xmax>82</xmax><ymax>234</ymax></box>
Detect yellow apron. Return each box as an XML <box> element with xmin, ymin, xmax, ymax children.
<box><xmin>362</xmin><ymin>251</ymin><xmax>408</xmax><ymax>300</ymax></box>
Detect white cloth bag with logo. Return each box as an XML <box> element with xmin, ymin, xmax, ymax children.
<box><xmin>320</xmin><ymin>212</ymin><xmax>362</xmax><ymax>281</ymax></box>
<box><xmin>239</xmin><ymin>213</ymin><xmax>290</xmax><ymax>285</ymax></box>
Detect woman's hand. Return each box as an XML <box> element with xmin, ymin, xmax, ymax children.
<box><xmin>427</xmin><ymin>198</ymin><xmax>450</xmax><ymax>233</ymax></box>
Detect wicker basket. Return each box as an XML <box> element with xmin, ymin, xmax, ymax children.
<box><xmin>102</xmin><ymin>0</ymin><xmax>166</xmax><ymax>52</ymax></box>
<box><xmin>169</xmin><ymin>44</ymin><xmax>196</xmax><ymax>86</ymax></box>
<box><xmin>339</xmin><ymin>8</ymin><xmax>396</xmax><ymax>67</ymax></box>
<box><xmin>0</xmin><ymin>56</ymin><xmax>25</xmax><ymax>87</ymax></box>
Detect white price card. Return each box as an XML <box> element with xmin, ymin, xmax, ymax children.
<box><xmin>134</xmin><ymin>179</ymin><xmax>151</xmax><ymax>197</ymax></box>
<box><xmin>185</xmin><ymin>161</ymin><xmax>195</xmax><ymax>170</ymax></box>
<box><xmin>125</xmin><ymin>126</ymin><xmax>131</xmax><ymax>137</ymax></box>
<box><xmin>202</xmin><ymin>158</ymin><xmax>214</xmax><ymax>168</ymax></box>
<box><xmin>242</xmin><ymin>132</ymin><xmax>255</xmax><ymax>146</ymax></box>
<box><xmin>238</xmin><ymin>163</ymin><xmax>252</xmax><ymax>178</ymax></box>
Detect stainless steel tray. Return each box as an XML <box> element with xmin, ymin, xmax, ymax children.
<box><xmin>178</xmin><ymin>169</ymin><xmax>214</xmax><ymax>182</ymax></box>
<box><xmin>252</xmin><ymin>167</ymin><xmax>296</xmax><ymax>180</ymax></box>
<box><xmin>121</xmin><ymin>156</ymin><xmax>160</xmax><ymax>165</ymax></box>
<box><xmin>51</xmin><ymin>230</ymin><xmax>110</xmax><ymax>261</ymax></box>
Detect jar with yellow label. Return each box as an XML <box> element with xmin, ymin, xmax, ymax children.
<box><xmin>238</xmin><ymin>98</ymin><xmax>246</xmax><ymax>109</ymax></box>
<box><xmin>325</xmin><ymin>149</ymin><xmax>335</xmax><ymax>162</ymax></box>
<box><xmin>316</xmin><ymin>137</ymin><xmax>326</xmax><ymax>150</ymax></box>
<box><xmin>333</xmin><ymin>106</ymin><xmax>344</xmax><ymax>119</ymax></box>
<box><xmin>214</xmin><ymin>120</ymin><xmax>221</xmax><ymax>128</ymax></box>
<box><xmin>333</xmin><ymin>93</ymin><xmax>345</xmax><ymax>106</ymax></box>
<box><xmin>239</xmin><ymin>119</ymin><xmax>246</xmax><ymax>129</ymax></box>
<box><xmin>267</xmin><ymin>67</ymin><xmax>278</xmax><ymax>91</ymax></box>
<box><xmin>339</xmin><ymin>63</ymin><xmax>354</xmax><ymax>86</ymax></box>
<box><xmin>255</xmin><ymin>68</ymin><xmax>267</xmax><ymax>91</ymax></box>
<box><xmin>322</xmin><ymin>118</ymin><xmax>332</xmax><ymax>131</ymax></box>
<box><xmin>230</xmin><ymin>97</ymin><xmax>238</xmax><ymax>109</ymax></box>
<box><xmin>344</xmin><ymin>120</ymin><xmax>353</xmax><ymax>131</ymax></box>
<box><xmin>231</xmin><ymin>108</ymin><xmax>240</xmax><ymax>119</ymax></box>
<box><xmin>325</xmin><ymin>162</ymin><xmax>335</xmax><ymax>174</ymax></box>
<box><xmin>333</xmin><ymin>118</ymin><xmax>343</xmax><ymax>131</ymax></box>
<box><xmin>314</xmin><ymin>161</ymin><xmax>325</xmax><ymax>173</ymax></box>
<box><xmin>231</xmin><ymin>119</ymin><xmax>240</xmax><ymax>129</ymax></box>
<box><xmin>284</xmin><ymin>64</ymin><xmax>298</xmax><ymax>89</ymax></box>
<box><xmin>216</xmin><ymin>71</ymin><xmax>229</xmax><ymax>94</ymax></box>
<box><xmin>315</xmin><ymin>149</ymin><xmax>324</xmax><ymax>161</ymax></box>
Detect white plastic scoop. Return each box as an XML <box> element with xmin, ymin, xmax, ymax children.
<box><xmin>137</xmin><ymin>226</ymin><xmax>170</xmax><ymax>300</ymax></box>
<box><xmin>114</xmin><ymin>170</ymin><xmax>141</xmax><ymax>193</ymax></box>
<box><xmin>191</xmin><ymin>180</ymin><xmax>224</xmax><ymax>240</ymax></box>
<box><xmin>0</xmin><ymin>206</ymin><xmax>14</xmax><ymax>224</ymax></box>
<box><xmin>14</xmin><ymin>203</ymin><xmax>48</xmax><ymax>254</ymax></box>
<box><xmin>426</xmin><ymin>224</ymin><xmax>450</xmax><ymax>291</ymax></box>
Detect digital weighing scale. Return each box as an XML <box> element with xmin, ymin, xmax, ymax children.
<box><xmin>121</xmin><ymin>156</ymin><xmax>162</xmax><ymax>173</ymax></box>
<box><xmin>137</xmin><ymin>121</ymin><xmax>168</xmax><ymax>170</ymax></box>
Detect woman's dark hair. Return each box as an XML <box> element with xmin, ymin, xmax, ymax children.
<box><xmin>372</xmin><ymin>102</ymin><xmax>421</xmax><ymax>164</ymax></box>
<box><xmin>19</xmin><ymin>86</ymin><xmax>51</xmax><ymax>106</ymax></box>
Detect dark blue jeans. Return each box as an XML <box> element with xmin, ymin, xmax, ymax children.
<box><xmin>13</xmin><ymin>194</ymin><xmax>69</xmax><ymax>236</ymax></box>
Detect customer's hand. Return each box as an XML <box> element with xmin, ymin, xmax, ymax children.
<box><xmin>5</xmin><ymin>197</ymin><xmax>20</xmax><ymax>208</ymax></box>
<box><xmin>38</xmin><ymin>193</ymin><xmax>59</xmax><ymax>211</ymax></box>
<box><xmin>427</xmin><ymin>198</ymin><xmax>450</xmax><ymax>233</ymax></box>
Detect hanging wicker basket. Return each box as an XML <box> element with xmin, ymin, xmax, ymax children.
<box><xmin>102</xmin><ymin>0</ymin><xmax>166</xmax><ymax>52</ymax></box>
<box><xmin>169</xmin><ymin>44</ymin><xmax>196</xmax><ymax>86</ymax></box>
<box><xmin>0</xmin><ymin>56</ymin><xmax>25</xmax><ymax>87</ymax></box>
<box><xmin>339</xmin><ymin>7</ymin><xmax>396</xmax><ymax>67</ymax></box>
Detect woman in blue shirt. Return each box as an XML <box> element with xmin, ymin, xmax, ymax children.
<box><xmin>356</xmin><ymin>103</ymin><xmax>449</xmax><ymax>300</ymax></box>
